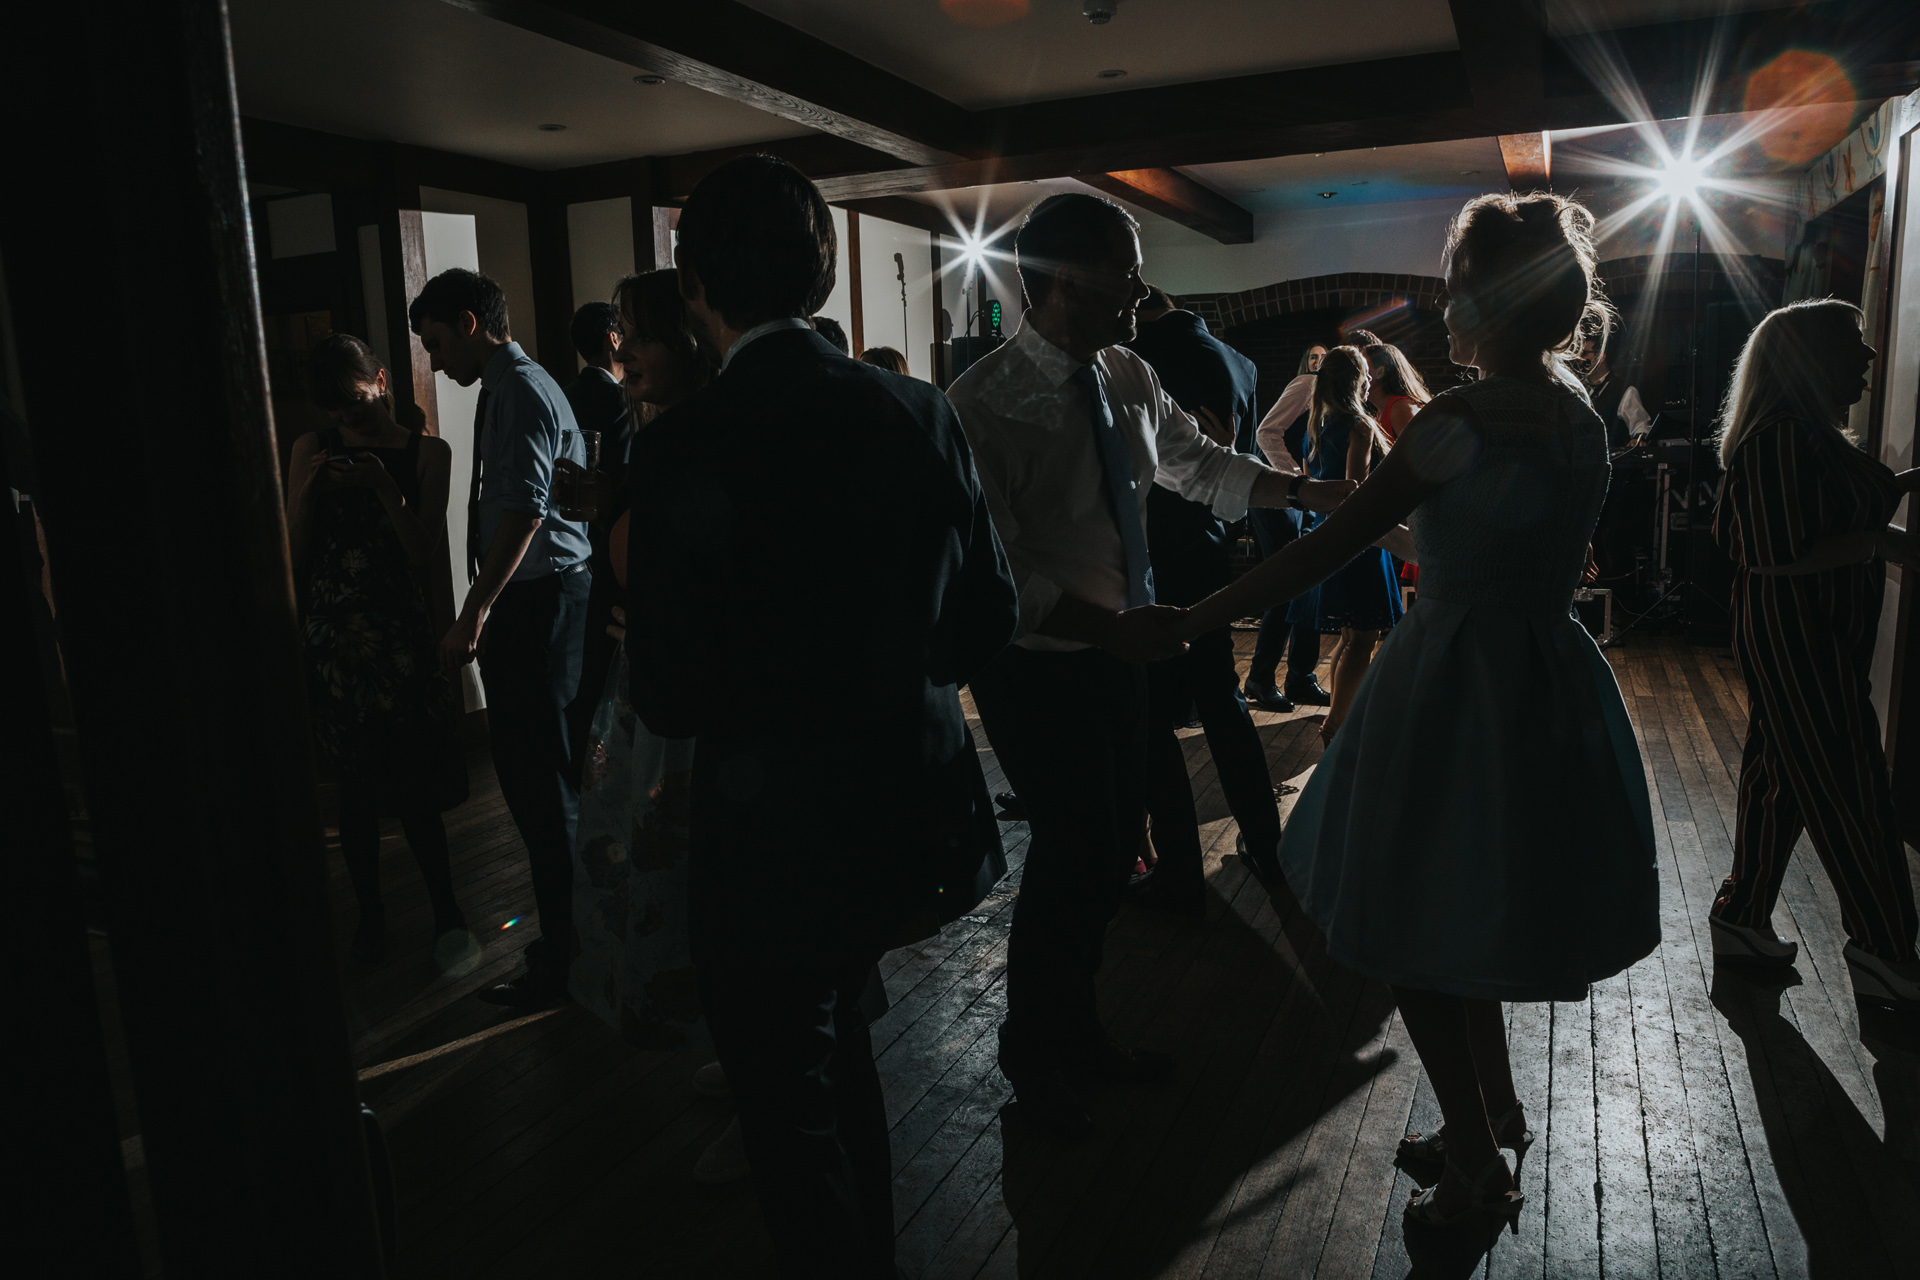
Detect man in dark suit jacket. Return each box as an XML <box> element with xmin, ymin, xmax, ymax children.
<box><xmin>1124</xmin><ymin>289</ymin><xmax>1283</xmax><ymax>910</ymax></box>
<box><xmin>562</xmin><ymin>301</ymin><xmax>631</xmax><ymax>781</ymax></box>
<box><xmin>627</xmin><ymin>154</ymin><xmax>1017</xmax><ymax>1280</ymax></box>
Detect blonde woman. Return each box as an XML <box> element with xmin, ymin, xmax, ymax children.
<box><xmin>1288</xmin><ymin>345</ymin><xmax>1401</xmax><ymax>740</ymax></box>
<box><xmin>1707</xmin><ymin>298</ymin><xmax>1920</xmax><ymax>1010</ymax></box>
<box><xmin>1178</xmin><ymin>193</ymin><xmax>1659</xmax><ymax>1237</ymax></box>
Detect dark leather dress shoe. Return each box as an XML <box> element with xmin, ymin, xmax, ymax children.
<box><xmin>994</xmin><ymin>791</ymin><xmax>1029</xmax><ymax>821</ymax></box>
<box><xmin>1004</xmin><ymin>1065</ymin><xmax>1092</xmax><ymax>1139</ymax></box>
<box><xmin>1285</xmin><ymin>675</ymin><xmax>1333</xmax><ymax>707</ymax></box>
<box><xmin>1082</xmin><ymin>1039</ymin><xmax>1176</xmax><ymax>1087</ymax></box>
<box><xmin>477</xmin><ymin>973</ymin><xmax>568</xmax><ymax>1011</ymax></box>
<box><xmin>1125</xmin><ymin>868</ymin><xmax>1205</xmax><ymax>916</ymax></box>
<box><xmin>1243</xmin><ymin>680</ymin><xmax>1295</xmax><ymax>713</ymax></box>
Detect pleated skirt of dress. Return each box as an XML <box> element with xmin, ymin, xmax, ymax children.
<box><xmin>1277</xmin><ymin>595</ymin><xmax>1660</xmax><ymax>1002</ymax></box>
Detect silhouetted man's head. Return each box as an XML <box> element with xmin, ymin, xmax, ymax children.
<box><xmin>1015</xmin><ymin>193</ymin><xmax>1147</xmax><ymax>359</ymax></box>
<box><xmin>675</xmin><ymin>154</ymin><xmax>837</xmax><ymax>350</ymax></box>
<box><xmin>409</xmin><ymin>268</ymin><xmax>510</xmax><ymax>387</ymax></box>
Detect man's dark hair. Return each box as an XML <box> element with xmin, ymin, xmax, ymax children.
<box><xmin>811</xmin><ymin>315</ymin><xmax>850</xmax><ymax>355</ymax></box>
<box><xmin>1014</xmin><ymin>193</ymin><xmax>1138</xmax><ymax>310</ymax></box>
<box><xmin>569</xmin><ymin>301</ymin><xmax>619</xmax><ymax>363</ymax></box>
<box><xmin>1142</xmin><ymin>284</ymin><xmax>1174</xmax><ymax>312</ymax></box>
<box><xmin>676</xmin><ymin>154</ymin><xmax>836</xmax><ymax>330</ymax></box>
<box><xmin>408</xmin><ymin>268</ymin><xmax>510</xmax><ymax>340</ymax></box>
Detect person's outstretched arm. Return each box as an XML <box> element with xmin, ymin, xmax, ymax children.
<box><xmin>1180</xmin><ymin>403</ymin><xmax>1476</xmax><ymax>638</ymax></box>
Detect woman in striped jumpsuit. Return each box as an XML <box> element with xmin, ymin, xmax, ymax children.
<box><xmin>1709</xmin><ymin>298</ymin><xmax>1920</xmax><ymax>1010</ymax></box>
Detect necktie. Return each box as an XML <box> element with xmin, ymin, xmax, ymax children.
<box><xmin>467</xmin><ymin>387</ymin><xmax>491</xmax><ymax>582</ymax></box>
<box><xmin>1070</xmin><ymin>363</ymin><xmax>1154</xmax><ymax>609</ymax></box>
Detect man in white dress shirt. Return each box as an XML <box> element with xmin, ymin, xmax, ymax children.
<box><xmin>949</xmin><ymin>193</ymin><xmax>1353</xmax><ymax>1137</ymax></box>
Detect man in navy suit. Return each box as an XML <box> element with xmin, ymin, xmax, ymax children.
<box><xmin>626</xmin><ymin>154</ymin><xmax>1017</xmax><ymax>1280</ymax></box>
<box><xmin>1124</xmin><ymin>287</ymin><xmax>1283</xmax><ymax>911</ymax></box>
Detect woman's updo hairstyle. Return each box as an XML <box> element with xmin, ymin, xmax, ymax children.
<box><xmin>1442</xmin><ymin>192</ymin><xmax>1612</xmax><ymax>383</ymax></box>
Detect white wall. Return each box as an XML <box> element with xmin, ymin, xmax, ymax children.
<box><xmin>419</xmin><ymin>187</ymin><xmax>538</xmax><ymax>364</ymax></box>
<box><xmin>813</xmin><ymin>207</ymin><xmax>855</xmax><ymax>341</ymax></box>
<box><xmin>568</xmin><ymin>197</ymin><xmax>636</xmax><ymax>334</ymax></box>
<box><xmin>856</xmin><ymin>215</ymin><xmax>937</xmax><ymax>378</ymax></box>
<box><xmin>1869</xmin><ymin>127</ymin><xmax>1920</xmax><ymax>738</ymax></box>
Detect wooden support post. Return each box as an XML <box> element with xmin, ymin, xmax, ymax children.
<box><xmin>0</xmin><ymin>447</ymin><xmax>140</xmax><ymax>1271</ymax></box>
<box><xmin>847</xmin><ymin>209</ymin><xmax>864</xmax><ymax>355</ymax></box>
<box><xmin>528</xmin><ymin>189</ymin><xmax>576</xmax><ymax>383</ymax></box>
<box><xmin>377</xmin><ymin>146</ymin><xmax>439</xmax><ymax>436</ymax></box>
<box><xmin>0</xmin><ymin>1</ymin><xmax>386</xmax><ymax>1273</ymax></box>
<box><xmin>631</xmin><ymin>160</ymin><xmax>675</xmax><ymax>274</ymax></box>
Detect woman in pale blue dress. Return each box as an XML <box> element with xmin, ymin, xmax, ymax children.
<box><xmin>1179</xmin><ymin>193</ymin><xmax>1659</xmax><ymax>1238</ymax></box>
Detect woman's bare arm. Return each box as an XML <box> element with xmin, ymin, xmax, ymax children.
<box><xmin>1182</xmin><ymin>433</ymin><xmax>1440</xmax><ymax>638</ymax></box>
<box><xmin>286</xmin><ymin>433</ymin><xmax>324</xmax><ymax>570</ymax></box>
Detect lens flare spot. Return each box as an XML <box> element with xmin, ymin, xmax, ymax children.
<box><xmin>939</xmin><ymin>0</ymin><xmax>1029</xmax><ymax>26</ymax></box>
<box><xmin>1744</xmin><ymin>50</ymin><xmax>1855</xmax><ymax>164</ymax></box>
<box><xmin>501</xmin><ymin>916</ymin><xmax>522</xmax><ymax>930</ymax></box>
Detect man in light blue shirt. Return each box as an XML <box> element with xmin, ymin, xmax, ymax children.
<box><xmin>411</xmin><ymin>267</ymin><xmax>590</xmax><ymax>1010</ymax></box>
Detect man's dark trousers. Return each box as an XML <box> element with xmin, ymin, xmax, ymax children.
<box><xmin>699</xmin><ymin>943</ymin><xmax>892</xmax><ymax>1278</ymax></box>
<box><xmin>970</xmin><ymin>645</ymin><xmax>1145</xmax><ymax>1074</ymax></box>
<box><xmin>1145</xmin><ymin>624</ymin><xmax>1283</xmax><ymax>888</ymax></box>
<box><xmin>478</xmin><ymin>564</ymin><xmax>589</xmax><ymax>984</ymax></box>
<box><xmin>1246</xmin><ymin>506</ymin><xmax>1321</xmax><ymax>687</ymax></box>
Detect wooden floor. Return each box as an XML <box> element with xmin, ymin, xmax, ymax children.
<box><xmin>310</xmin><ymin>633</ymin><xmax>1920</xmax><ymax>1279</ymax></box>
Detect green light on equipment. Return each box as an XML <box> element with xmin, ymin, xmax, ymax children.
<box><xmin>988</xmin><ymin>299</ymin><xmax>1003</xmax><ymax>335</ymax></box>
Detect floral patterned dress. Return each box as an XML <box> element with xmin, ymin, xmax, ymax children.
<box><xmin>302</xmin><ymin>431</ymin><xmax>465</xmax><ymax>811</ymax></box>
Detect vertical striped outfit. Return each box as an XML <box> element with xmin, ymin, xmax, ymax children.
<box><xmin>1711</xmin><ymin>415</ymin><xmax>1911</xmax><ymax>960</ymax></box>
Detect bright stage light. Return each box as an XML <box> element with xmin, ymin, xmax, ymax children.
<box><xmin>1656</xmin><ymin>154</ymin><xmax>1706</xmax><ymax>204</ymax></box>
<box><xmin>956</xmin><ymin>231</ymin><xmax>988</xmax><ymax>271</ymax></box>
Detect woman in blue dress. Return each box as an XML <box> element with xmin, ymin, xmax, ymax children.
<box><xmin>1287</xmin><ymin>345</ymin><xmax>1403</xmax><ymax>740</ymax></box>
<box><xmin>1180</xmin><ymin>193</ymin><xmax>1659</xmax><ymax>1240</ymax></box>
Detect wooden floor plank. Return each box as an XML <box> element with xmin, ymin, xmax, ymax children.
<box><xmin>310</xmin><ymin>635</ymin><xmax>1920</xmax><ymax>1280</ymax></box>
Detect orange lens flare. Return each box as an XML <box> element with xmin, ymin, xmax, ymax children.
<box><xmin>1743</xmin><ymin>50</ymin><xmax>1855</xmax><ymax>164</ymax></box>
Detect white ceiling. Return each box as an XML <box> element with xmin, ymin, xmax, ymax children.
<box><xmin>738</xmin><ymin>0</ymin><xmax>1462</xmax><ymax>109</ymax></box>
<box><xmin>1183</xmin><ymin>138</ymin><xmax>1512</xmax><ymax>215</ymax></box>
<box><xmin>227</xmin><ymin>0</ymin><xmax>813</xmax><ymax>169</ymax></box>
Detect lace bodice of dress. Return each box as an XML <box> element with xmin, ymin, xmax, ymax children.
<box><xmin>1406</xmin><ymin>376</ymin><xmax>1609</xmax><ymax>615</ymax></box>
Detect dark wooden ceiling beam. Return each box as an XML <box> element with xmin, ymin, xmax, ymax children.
<box><xmin>832</xmin><ymin>197</ymin><xmax>957</xmax><ymax>238</ymax></box>
<box><xmin>1079</xmin><ymin>170</ymin><xmax>1254</xmax><ymax>245</ymax></box>
<box><xmin>439</xmin><ymin>0</ymin><xmax>974</xmax><ymax>164</ymax></box>
<box><xmin>1448</xmin><ymin>0</ymin><xmax>1546</xmax><ymax>125</ymax></box>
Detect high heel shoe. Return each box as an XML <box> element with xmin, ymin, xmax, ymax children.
<box><xmin>1404</xmin><ymin>1152</ymin><xmax>1525</xmax><ymax>1236</ymax></box>
<box><xmin>1844</xmin><ymin>943</ymin><xmax>1920</xmax><ymax>1014</ymax></box>
<box><xmin>1710</xmin><ymin>915</ymin><xmax>1798</xmax><ymax>968</ymax></box>
<box><xmin>1397</xmin><ymin>1101</ymin><xmax>1533</xmax><ymax>1181</ymax></box>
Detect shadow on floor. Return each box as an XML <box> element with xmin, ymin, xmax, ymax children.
<box><xmin>998</xmin><ymin>873</ymin><xmax>1398</xmax><ymax>1278</ymax></box>
<box><xmin>1712</xmin><ymin>965</ymin><xmax>1920</xmax><ymax>1278</ymax></box>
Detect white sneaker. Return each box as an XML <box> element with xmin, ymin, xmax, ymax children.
<box><xmin>1709</xmin><ymin>915</ymin><xmax>1797</xmax><ymax>967</ymax></box>
<box><xmin>1844</xmin><ymin>944</ymin><xmax>1920</xmax><ymax>1012</ymax></box>
<box><xmin>692</xmin><ymin>1061</ymin><xmax>731</xmax><ymax>1099</ymax></box>
<box><xmin>693</xmin><ymin>1117</ymin><xmax>751</xmax><ymax>1185</ymax></box>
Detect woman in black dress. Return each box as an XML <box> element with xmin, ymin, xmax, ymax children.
<box><xmin>1709</xmin><ymin>299</ymin><xmax>1920</xmax><ymax>1008</ymax></box>
<box><xmin>1288</xmin><ymin>345</ymin><xmax>1403</xmax><ymax>740</ymax></box>
<box><xmin>288</xmin><ymin>334</ymin><xmax>470</xmax><ymax>964</ymax></box>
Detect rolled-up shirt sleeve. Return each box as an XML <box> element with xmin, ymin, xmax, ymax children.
<box><xmin>492</xmin><ymin>379</ymin><xmax>561</xmax><ymax>519</ymax></box>
<box><xmin>1254</xmin><ymin>375</ymin><xmax>1314</xmax><ymax>471</ymax></box>
<box><xmin>1148</xmin><ymin>377</ymin><xmax>1266</xmax><ymax>523</ymax></box>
